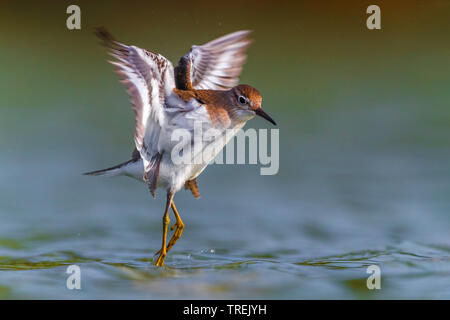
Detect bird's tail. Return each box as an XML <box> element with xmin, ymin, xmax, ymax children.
<box><xmin>83</xmin><ymin>159</ymin><xmax>134</xmax><ymax>177</ymax></box>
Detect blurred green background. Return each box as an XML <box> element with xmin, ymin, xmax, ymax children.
<box><xmin>0</xmin><ymin>0</ymin><xmax>449</xmax><ymax>299</ymax></box>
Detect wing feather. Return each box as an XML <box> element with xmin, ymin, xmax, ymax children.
<box><xmin>175</xmin><ymin>30</ymin><xmax>253</xmax><ymax>90</ymax></box>
<box><xmin>95</xmin><ymin>28</ymin><xmax>175</xmax><ymax>173</ymax></box>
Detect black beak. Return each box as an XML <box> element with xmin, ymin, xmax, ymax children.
<box><xmin>255</xmin><ymin>108</ymin><xmax>277</xmax><ymax>126</ymax></box>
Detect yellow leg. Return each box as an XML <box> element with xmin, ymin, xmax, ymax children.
<box><xmin>155</xmin><ymin>200</ymin><xmax>185</xmax><ymax>255</ymax></box>
<box><xmin>166</xmin><ymin>201</ymin><xmax>185</xmax><ymax>252</ymax></box>
<box><xmin>155</xmin><ymin>192</ymin><xmax>173</xmax><ymax>267</ymax></box>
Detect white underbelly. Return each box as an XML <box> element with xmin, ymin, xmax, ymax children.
<box><xmin>121</xmin><ymin>122</ymin><xmax>246</xmax><ymax>192</ymax></box>
<box><xmin>161</xmin><ymin>122</ymin><xmax>245</xmax><ymax>189</ymax></box>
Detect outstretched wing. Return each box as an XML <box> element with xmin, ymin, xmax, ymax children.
<box><xmin>95</xmin><ymin>28</ymin><xmax>175</xmax><ymax>180</ymax></box>
<box><xmin>175</xmin><ymin>30</ymin><xmax>253</xmax><ymax>90</ymax></box>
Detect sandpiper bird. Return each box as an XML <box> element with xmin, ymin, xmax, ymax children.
<box><xmin>85</xmin><ymin>28</ymin><xmax>276</xmax><ymax>266</ymax></box>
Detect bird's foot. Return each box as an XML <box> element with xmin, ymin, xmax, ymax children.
<box><xmin>155</xmin><ymin>221</ymin><xmax>184</xmax><ymax>256</ymax></box>
<box><xmin>167</xmin><ymin>221</ymin><xmax>185</xmax><ymax>252</ymax></box>
<box><xmin>154</xmin><ymin>248</ymin><xmax>166</xmax><ymax>267</ymax></box>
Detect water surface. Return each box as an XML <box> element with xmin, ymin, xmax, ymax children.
<box><xmin>0</xmin><ymin>1</ymin><xmax>449</xmax><ymax>299</ymax></box>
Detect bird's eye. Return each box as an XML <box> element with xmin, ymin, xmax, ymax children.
<box><xmin>238</xmin><ymin>96</ymin><xmax>247</xmax><ymax>105</ymax></box>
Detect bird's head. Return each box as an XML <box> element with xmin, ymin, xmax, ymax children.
<box><xmin>230</xmin><ymin>84</ymin><xmax>276</xmax><ymax>125</ymax></box>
